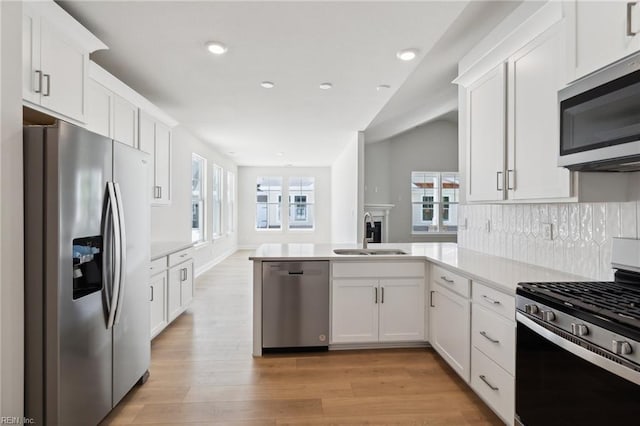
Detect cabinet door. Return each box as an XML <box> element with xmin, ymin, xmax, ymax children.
<box><xmin>570</xmin><ymin>0</ymin><xmax>640</xmax><ymax>80</ymax></box>
<box><xmin>150</xmin><ymin>273</ymin><xmax>167</xmax><ymax>339</ymax></box>
<box><xmin>331</xmin><ymin>279</ymin><xmax>378</xmax><ymax>344</ymax></box>
<box><xmin>86</xmin><ymin>79</ymin><xmax>113</xmax><ymax>138</ymax></box>
<box><xmin>430</xmin><ymin>282</ymin><xmax>471</xmax><ymax>382</ymax></box>
<box><xmin>113</xmin><ymin>95</ymin><xmax>138</xmax><ymax>148</ymax></box>
<box><xmin>154</xmin><ymin>122</ymin><xmax>171</xmax><ymax>205</ymax></box>
<box><xmin>508</xmin><ymin>23</ymin><xmax>571</xmax><ymax>200</ymax></box>
<box><xmin>379</xmin><ymin>278</ymin><xmax>425</xmax><ymax>342</ymax></box>
<box><xmin>180</xmin><ymin>261</ymin><xmax>194</xmax><ymax>308</ymax></box>
<box><xmin>466</xmin><ymin>64</ymin><xmax>506</xmax><ymax>202</ymax></box>
<box><xmin>39</xmin><ymin>20</ymin><xmax>87</xmax><ymax>123</ymax></box>
<box><xmin>167</xmin><ymin>266</ymin><xmax>182</xmax><ymax>321</ymax></box>
<box><xmin>138</xmin><ymin>111</ymin><xmax>156</xmax><ymax>202</ymax></box>
<box><xmin>22</xmin><ymin>6</ymin><xmax>41</xmax><ymax>105</ymax></box>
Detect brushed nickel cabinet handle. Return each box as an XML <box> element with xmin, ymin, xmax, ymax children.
<box><xmin>496</xmin><ymin>171</ymin><xmax>504</xmax><ymax>191</ymax></box>
<box><xmin>150</xmin><ymin>285</ymin><xmax>154</xmax><ymax>302</ymax></box>
<box><xmin>430</xmin><ymin>291</ymin><xmax>435</xmax><ymax>308</ymax></box>
<box><xmin>480</xmin><ymin>331</ymin><xmax>500</xmax><ymax>344</ymax></box>
<box><xmin>34</xmin><ymin>70</ymin><xmax>42</xmax><ymax>93</ymax></box>
<box><xmin>43</xmin><ymin>74</ymin><xmax>51</xmax><ymax>97</ymax></box>
<box><xmin>482</xmin><ymin>295</ymin><xmax>501</xmax><ymax>305</ymax></box>
<box><xmin>507</xmin><ymin>169</ymin><xmax>515</xmax><ymax>190</ymax></box>
<box><xmin>440</xmin><ymin>276</ymin><xmax>454</xmax><ymax>284</ymax></box>
<box><xmin>628</xmin><ymin>2</ymin><xmax>638</xmax><ymax>36</ymax></box>
<box><xmin>374</xmin><ymin>287</ymin><xmax>378</xmax><ymax>304</ymax></box>
<box><xmin>381</xmin><ymin>287</ymin><xmax>384</xmax><ymax>304</ymax></box>
<box><xmin>479</xmin><ymin>375</ymin><xmax>499</xmax><ymax>391</ymax></box>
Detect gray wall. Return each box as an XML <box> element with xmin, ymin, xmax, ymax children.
<box><xmin>364</xmin><ymin>119</ymin><xmax>458</xmax><ymax>243</ymax></box>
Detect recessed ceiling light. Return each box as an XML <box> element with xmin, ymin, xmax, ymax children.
<box><xmin>377</xmin><ymin>84</ymin><xmax>391</xmax><ymax>91</ymax></box>
<box><xmin>261</xmin><ymin>81</ymin><xmax>275</xmax><ymax>89</ymax></box>
<box><xmin>206</xmin><ymin>41</ymin><xmax>227</xmax><ymax>55</ymax></box>
<box><xmin>319</xmin><ymin>82</ymin><xmax>333</xmax><ymax>90</ymax></box>
<box><xmin>396</xmin><ymin>48</ymin><xmax>419</xmax><ymax>61</ymax></box>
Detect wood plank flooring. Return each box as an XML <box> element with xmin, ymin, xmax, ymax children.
<box><xmin>100</xmin><ymin>250</ymin><xmax>502</xmax><ymax>425</ymax></box>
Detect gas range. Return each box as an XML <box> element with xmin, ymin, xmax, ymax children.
<box><xmin>515</xmin><ymin>238</ymin><xmax>640</xmax><ymax>426</ymax></box>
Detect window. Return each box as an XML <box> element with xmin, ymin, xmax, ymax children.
<box><xmin>411</xmin><ymin>172</ymin><xmax>459</xmax><ymax>234</ymax></box>
<box><xmin>288</xmin><ymin>177</ymin><xmax>314</xmax><ymax>230</ymax></box>
<box><xmin>226</xmin><ymin>170</ymin><xmax>235</xmax><ymax>233</ymax></box>
<box><xmin>212</xmin><ymin>165</ymin><xmax>223</xmax><ymax>238</ymax></box>
<box><xmin>191</xmin><ymin>154</ymin><xmax>206</xmax><ymax>243</ymax></box>
<box><xmin>256</xmin><ymin>177</ymin><xmax>282</xmax><ymax>229</ymax></box>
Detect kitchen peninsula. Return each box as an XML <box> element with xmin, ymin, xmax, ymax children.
<box><xmin>250</xmin><ymin>242</ymin><xmax>588</xmax><ymax>425</ymax></box>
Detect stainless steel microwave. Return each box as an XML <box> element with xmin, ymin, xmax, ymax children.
<box><xmin>559</xmin><ymin>53</ymin><xmax>640</xmax><ymax>171</ymax></box>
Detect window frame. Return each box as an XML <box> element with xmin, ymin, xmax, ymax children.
<box><xmin>212</xmin><ymin>164</ymin><xmax>224</xmax><ymax>239</ymax></box>
<box><xmin>226</xmin><ymin>170</ymin><xmax>235</xmax><ymax>234</ymax></box>
<box><xmin>191</xmin><ymin>153</ymin><xmax>207</xmax><ymax>244</ymax></box>
<box><xmin>287</xmin><ymin>176</ymin><xmax>315</xmax><ymax>231</ymax></box>
<box><xmin>410</xmin><ymin>171</ymin><xmax>459</xmax><ymax>235</ymax></box>
<box><xmin>255</xmin><ymin>176</ymin><xmax>283</xmax><ymax>231</ymax></box>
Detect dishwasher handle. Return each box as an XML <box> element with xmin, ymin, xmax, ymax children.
<box><xmin>288</xmin><ymin>271</ymin><xmax>304</xmax><ymax>275</ymax></box>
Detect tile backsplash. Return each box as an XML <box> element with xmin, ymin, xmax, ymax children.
<box><xmin>457</xmin><ymin>202</ymin><xmax>640</xmax><ymax>280</ymax></box>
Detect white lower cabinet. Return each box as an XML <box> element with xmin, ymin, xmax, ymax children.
<box><xmin>471</xmin><ymin>347</ymin><xmax>515</xmax><ymax>425</ymax></box>
<box><xmin>331</xmin><ymin>262</ymin><xmax>425</xmax><ymax>345</ymax></box>
<box><xmin>149</xmin><ymin>246</ymin><xmax>194</xmax><ymax>339</ymax></box>
<box><xmin>429</xmin><ymin>280</ymin><xmax>471</xmax><ymax>382</ymax></box>
<box><xmin>471</xmin><ymin>280</ymin><xmax>516</xmax><ymax>425</ymax></box>
<box><xmin>149</xmin><ymin>272</ymin><xmax>167</xmax><ymax>339</ymax></box>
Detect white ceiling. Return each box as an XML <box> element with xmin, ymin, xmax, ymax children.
<box><xmin>58</xmin><ymin>1</ymin><xmax>517</xmax><ymax>167</ymax></box>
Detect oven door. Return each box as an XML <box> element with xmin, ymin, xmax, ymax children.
<box><xmin>515</xmin><ymin>313</ymin><xmax>640</xmax><ymax>426</ymax></box>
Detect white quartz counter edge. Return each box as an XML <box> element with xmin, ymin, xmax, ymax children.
<box><xmin>151</xmin><ymin>241</ymin><xmax>195</xmax><ymax>260</ymax></box>
<box><xmin>250</xmin><ymin>243</ymin><xmax>590</xmax><ymax>296</ymax></box>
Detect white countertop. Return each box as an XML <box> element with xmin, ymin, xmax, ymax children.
<box><xmin>250</xmin><ymin>243</ymin><xmax>590</xmax><ymax>295</ymax></box>
<box><xmin>151</xmin><ymin>241</ymin><xmax>195</xmax><ymax>260</ymax></box>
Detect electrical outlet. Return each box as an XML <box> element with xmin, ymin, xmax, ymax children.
<box><xmin>542</xmin><ymin>223</ymin><xmax>553</xmax><ymax>240</ymax></box>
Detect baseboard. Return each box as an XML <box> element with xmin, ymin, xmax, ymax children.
<box><xmin>329</xmin><ymin>342</ymin><xmax>430</xmax><ymax>351</ymax></box>
<box><xmin>195</xmin><ymin>246</ymin><xmax>238</xmax><ymax>277</ymax></box>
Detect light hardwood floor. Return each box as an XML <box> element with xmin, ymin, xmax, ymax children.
<box><xmin>100</xmin><ymin>250</ymin><xmax>502</xmax><ymax>425</ymax></box>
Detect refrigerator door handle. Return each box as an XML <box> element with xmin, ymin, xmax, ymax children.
<box><xmin>106</xmin><ymin>182</ymin><xmax>122</xmax><ymax>329</ymax></box>
<box><xmin>113</xmin><ymin>182</ymin><xmax>127</xmax><ymax>325</ymax></box>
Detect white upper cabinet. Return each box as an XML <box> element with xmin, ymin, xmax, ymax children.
<box><xmin>139</xmin><ymin>110</ymin><xmax>172</xmax><ymax>206</ymax></box>
<box><xmin>567</xmin><ymin>0</ymin><xmax>640</xmax><ymax>81</ymax></box>
<box><xmin>507</xmin><ymin>23</ymin><xmax>571</xmax><ymax>200</ymax></box>
<box><xmin>86</xmin><ymin>79</ymin><xmax>113</xmax><ymax>138</ymax></box>
<box><xmin>22</xmin><ymin>1</ymin><xmax>106</xmax><ymax>124</ymax></box>
<box><xmin>113</xmin><ymin>95</ymin><xmax>138</xmax><ymax>148</ymax></box>
<box><xmin>466</xmin><ymin>64</ymin><xmax>506</xmax><ymax>202</ymax></box>
<box><xmin>458</xmin><ymin>2</ymin><xmax>572</xmax><ymax>203</ymax></box>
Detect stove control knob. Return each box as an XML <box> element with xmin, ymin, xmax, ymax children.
<box><xmin>571</xmin><ymin>323</ymin><xmax>589</xmax><ymax>336</ymax></box>
<box><xmin>524</xmin><ymin>304</ymin><xmax>539</xmax><ymax>315</ymax></box>
<box><xmin>612</xmin><ymin>340</ymin><xmax>633</xmax><ymax>355</ymax></box>
<box><xmin>541</xmin><ymin>310</ymin><xmax>556</xmax><ymax>322</ymax></box>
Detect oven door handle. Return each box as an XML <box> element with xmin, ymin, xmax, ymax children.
<box><xmin>517</xmin><ymin>312</ymin><xmax>640</xmax><ymax>386</ymax></box>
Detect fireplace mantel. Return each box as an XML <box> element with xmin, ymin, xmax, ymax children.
<box><xmin>364</xmin><ymin>204</ymin><xmax>394</xmax><ymax>243</ymax></box>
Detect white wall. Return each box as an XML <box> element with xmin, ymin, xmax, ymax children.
<box><xmin>1</xmin><ymin>1</ymin><xmax>24</xmax><ymax>417</ymax></box>
<box><xmin>151</xmin><ymin>126</ymin><xmax>238</xmax><ymax>274</ymax></box>
<box><xmin>364</xmin><ymin>120</ymin><xmax>458</xmax><ymax>243</ymax></box>
<box><xmin>238</xmin><ymin>166</ymin><xmax>332</xmax><ymax>247</ymax></box>
<box><xmin>331</xmin><ymin>133</ymin><xmax>361</xmax><ymax>244</ymax></box>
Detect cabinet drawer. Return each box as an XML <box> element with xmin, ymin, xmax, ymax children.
<box><xmin>332</xmin><ymin>262</ymin><xmax>425</xmax><ymax>278</ymax></box>
<box><xmin>471</xmin><ymin>347</ymin><xmax>514</xmax><ymax>426</ymax></box>
<box><xmin>168</xmin><ymin>247</ymin><xmax>194</xmax><ymax>267</ymax></box>
<box><xmin>472</xmin><ymin>281</ymin><xmax>515</xmax><ymax>320</ymax></box>
<box><xmin>472</xmin><ymin>304</ymin><xmax>515</xmax><ymax>375</ymax></box>
<box><xmin>150</xmin><ymin>257</ymin><xmax>167</xmax><ymax>276</ymax></box>
<box><xmin>431</xmin><ymin>264</ymin><xmax>470</xmax><ymax>298</ymax></box>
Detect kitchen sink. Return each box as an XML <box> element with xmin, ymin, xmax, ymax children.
<box><xmin>333</xmin><ymin>248</ymin><xmax>407</xmax><ymax>256</ymax></box>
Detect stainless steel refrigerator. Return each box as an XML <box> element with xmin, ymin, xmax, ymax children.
<box><xmin>24</xmin><ymin>121</ymin><xmax>151</xmax><ymax>425</ymax></box>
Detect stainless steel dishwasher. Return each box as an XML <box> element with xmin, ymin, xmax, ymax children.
<box><xmin>262</xmin><ymin>261</ymin><xmax>329</xmax><ymax>350</ymax></box>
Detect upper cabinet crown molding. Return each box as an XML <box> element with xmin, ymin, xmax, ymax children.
<box><xmin>454</xmin><ymin>1</ymin><xmax>563</xmax><ymax>88</ymax></box>
<box><xmin>24</xmin><ymin>0</ymin><xmax>107</xmax><ymax>53</ymax></box>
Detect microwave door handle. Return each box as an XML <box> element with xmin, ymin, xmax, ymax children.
<box><xmin>106</xmin><ymin>182</ymin><xmax>121</xmax><ymax>329</ymax></box>
<box><xmin>113</xmin><ymin>182</ymin><xmax>127</xmax><ymax>325</ymax></box>
<box><xmin>517</xmin><ymin>313</ymin><xmax>640</xmax><ymax>386</ymax></box>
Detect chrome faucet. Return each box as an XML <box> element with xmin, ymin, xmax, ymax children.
<box><xmin>363</xmin><ymin>212</ymin><xmax>375</xmax><ymax>249</ymax></box>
